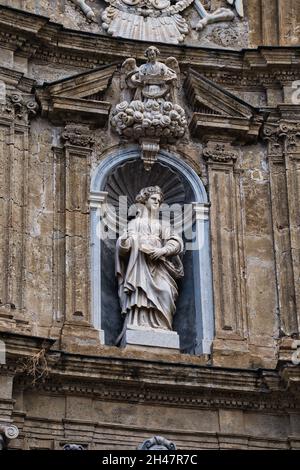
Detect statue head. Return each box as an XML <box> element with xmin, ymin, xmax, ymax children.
<box><xmin>135</xmin><ymin>186</ymin><xmax>164</xmax><ymax>214</ymax></box>
<box><xmin>145</xmin><ymin>46</ymin><xmax>160</xmax><ymax>63</ymax></box>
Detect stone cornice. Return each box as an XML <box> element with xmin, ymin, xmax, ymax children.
<box><xmin>0</xmin><ymin>5</ymin><xmax>300</xmax><ymax>74</ymax></box>
<box><xmin>1</xmin><ymin>331</ymin><xmax>300</xmax><ymax>411</ymax></box>
<box><xmin>0</xmin><ymin>332</ymin><xmax>294</xmax><ymax>393</ymax></box>
<box><xmin>0</xmin><ymin>67</ymin><xmax>35</xmax><ymax>92</ymax></box>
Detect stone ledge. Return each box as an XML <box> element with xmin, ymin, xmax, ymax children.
<box><xmin>122</xmin><ymin>328</ymin><xmax>180</xmax><ymax>351</ymax></box>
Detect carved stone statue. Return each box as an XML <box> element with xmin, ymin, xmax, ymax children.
<box><xmin>115</xmin><ymin>186</ymin><xmax>184</xmax><ymax>344</ymax></box>
<box><xmin>71</xmin><ymin>0</ymin><xmax>244</xmax><ymax>44</ymax></box>
<box><xmin>111</xmin><ymin>46</ymin><xmax>187</xmax><ymax>169</ymax></box>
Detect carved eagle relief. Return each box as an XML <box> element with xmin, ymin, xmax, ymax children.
<box><xmin>71</xmin><ymin>0</ymin><xmax>244</xmax><ymax>44</ymax></box>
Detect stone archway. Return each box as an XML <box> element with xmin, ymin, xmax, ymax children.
<box><xmin>90</xmin><ymin>146</ymin><xmax>214</xmax><ymax>354</ymax></box>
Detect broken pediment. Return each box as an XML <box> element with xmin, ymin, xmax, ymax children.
<box><xmin>185</xmin><ymin>69</ymin><xmax>262</xmax><ymax>142</ymax></box>
<box><xmin>36</xmin><ymin>64</ymin><xmax>117</xmax><ymax>126</ymax></box>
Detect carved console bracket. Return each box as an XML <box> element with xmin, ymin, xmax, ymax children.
<box><xmin>140</xmin><ymin>139</ymin><xmax>160</xmax><ymax>171</ymax></box>
<box><xmin>0</xmin><ymin>424</ymin><xmax>19</xmax><ymax>450</ymax></box>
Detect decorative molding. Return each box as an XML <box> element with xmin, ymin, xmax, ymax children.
<box><xmin>2</xmin><ymin>332</ymin><xmax>300</xmax><ymax>411</ymax></box>
<box><xmin>137</xmin><ymin>436</ymin><xmax>176</xmax><ymax>450</ymax></box>
<box><xmin>263</xmin><ymin>124</ymin><xmax>285</xmax><ymax>159</ymax></box>
<box><xmin>63</xmin><ymin>443</ymin><xmax>85</xmax><ymax>450</ymax></box>
<box><xmin>0</xmin><ymin>6</ymin><xmax>300</xmax><ymax>73</ymax></box>
<box><xmin>203</xmin><ymin>142</ymin><xmax>239</xmax><ymax>163</ymax></box>
<box><xmin>264</xmin><ymin>121</ymin><xmax>300</xmax><ymax>150</ymax></box>
<box><xmin>0</xmin><ymin>92</ymin><xmax>38</xmax><ymax>122</ymax></box>
<box><xmin>13</xmin><ymin>372</ymin><xmax>300</xmax><ymax>412</ymax></box>
<box><xmin>70</xmin><ymin>0</ymin><xmax>243</xmax><ymax>45</ymax></box>
<box><xmin>0</xmin><ymin>424</ymin><xmax>19</xmax><ymax>450</ymax></box>
<box><xmin>62</xmin><ymin>124</ymin><xmax>95</xmax><ymax>148</ymax></box>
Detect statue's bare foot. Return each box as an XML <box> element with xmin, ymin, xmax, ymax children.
<box><xmin>195</xmin><ymin>8</ymin><xmax>235</xmax><ymax>31</ymax></box>
<box><xmin>195</xmin><ymin>17</ymin><xmax>208</xmax><ymax>31</ymax></box>
<box><xmin>86</xmin><ymin>10</ymin><xmax>96</xmax><ymax>22</ymax></box>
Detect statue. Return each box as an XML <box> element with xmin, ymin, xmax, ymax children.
<box><xmin>71</xmin><ymin>0</ymin><xmax>244</xmax><ymax>44</ymax></box>
<box><xmin>115</xmin><ymin>186</ymin><xmax>184</xmax><ymax>343</ymax></box>
<box><xmin>111</xmin><ymin>47</ymin><xmax>187</xmax><ymax>169</ymax></box>
<box><xmin>124</xmin><ymin>46</ymin><xmax>178</xmax><ymax>104</ymax></box>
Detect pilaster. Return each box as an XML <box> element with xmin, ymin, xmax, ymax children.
<box><xmin>264</xmin><ymin>117</ymin><xmax>300</xmax><ymax>363</ymax></box>
<box><xmin>0</xmin><ymin>88</ymin><xmax>38</xmax><ymax>333</ymax></box>
<box><xmin>203</xmin><ymin>141</ymin><xmax>248</xmax><ymax>366</ymax></box>
<box><xmin>60</xmin><ymin>124</ymin><xmax>100</xmax><ymax>352</ymax></box>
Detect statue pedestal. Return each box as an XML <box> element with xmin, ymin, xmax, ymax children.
<box><xmin>121</xmin><ymin>327</ymin><xmax>180</xmax><ymax>353</ymax></box>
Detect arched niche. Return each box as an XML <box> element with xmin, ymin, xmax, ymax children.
<box><xmin>90</xmin><ymin>146</ymin><xmax>214</xmax><ymax>355</ymax></box>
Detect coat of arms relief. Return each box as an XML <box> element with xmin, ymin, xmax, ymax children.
<box><xmin>71</xmin><ymin>0</ymin><xmax>244</xmax><ymax>44</ymax></box>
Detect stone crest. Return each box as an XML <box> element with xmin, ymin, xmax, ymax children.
<box><xmin>71</xmin><ymin>0</ymin><xmax>244</xmax><ymax>44</ymax></box>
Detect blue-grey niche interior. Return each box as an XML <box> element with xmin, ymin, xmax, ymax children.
<box><xmin>90</xmin><ymin>147</ymin><xmax>214</xmax><ymax>355</ymax></box>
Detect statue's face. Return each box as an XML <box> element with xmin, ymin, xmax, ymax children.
<box><xmin>147</xmin><ymin>48</ymin><xmax>157</xmax><ymax>62</ymax></box>
<box><xmin>145</xmin><ymin>193</ymin><xmax>162</xmax><ymax>212</ymax></box>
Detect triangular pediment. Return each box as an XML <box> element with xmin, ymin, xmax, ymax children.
<box><xmin>44</xmin><ymin>64</ymin><xmax>117</xmax><ymax>100</ymax></box>
<box><xmin>36</xmin><ymin>64</ymin><xmax>117</xmax><ymax>126</ymax></box>
<box><xmin>185</xmin><ymin>69</ymin><xmax>255</xmax><ymax>119</ymax></box>
<box><xmin>185</xmin><ymin>69</ymin><xmax>262</xmax><ymax>142</ymax></box>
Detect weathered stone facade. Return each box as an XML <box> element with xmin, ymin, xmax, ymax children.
<box><xmin>0</xmin><ymin>1</ymin><xmax>299</xmax><ymax>450</ymax></box>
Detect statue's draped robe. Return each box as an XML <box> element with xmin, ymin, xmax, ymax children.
<box><xmin>131</xmin><ymin>60</ymin><xmax>177</xmax><ymax>103</ymax></box>
<box><xmin>116</xmin><ymin>216</ymin><xmax>183</xmax><ymax>331</ymax></box>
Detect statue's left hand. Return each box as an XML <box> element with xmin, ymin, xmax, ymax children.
<box><xmin>149</xmin><ymin>247</ymin><xmax>167</xmax><ymax>260</ymax></box>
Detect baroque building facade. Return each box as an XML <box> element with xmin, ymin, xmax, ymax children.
<box><xmin>0</xmin><ymin>0</ymin><xmax>299</xmax><ymax>450</ymax></box>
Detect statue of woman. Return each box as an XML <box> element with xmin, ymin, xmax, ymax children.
<box><xmin>115</xmin><ymin>186</ymin><xmax>184</xmax><ymax>341</ymax></box>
